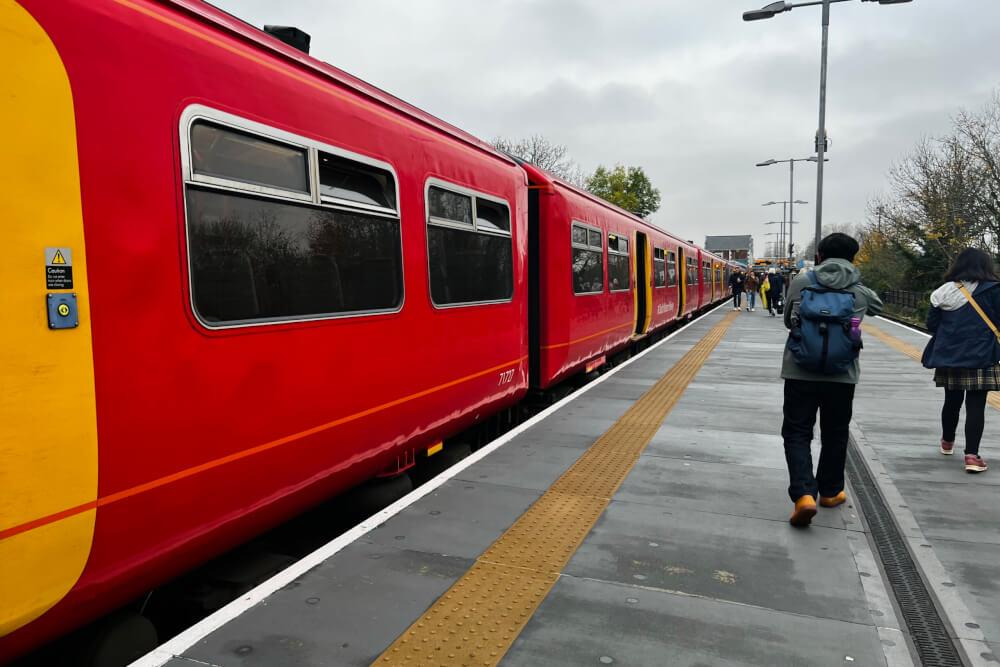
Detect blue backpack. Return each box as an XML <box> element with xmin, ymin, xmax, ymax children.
<box><xmin>786</xmin><ymin>273</ymin><xmax>862</xmax><ymax>374</ymax></box>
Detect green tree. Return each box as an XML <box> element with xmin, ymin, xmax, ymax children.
<box><xmin>585</xmin><ymin>164</ymin><xmax>661</xmax><ymax>219</ymax></box>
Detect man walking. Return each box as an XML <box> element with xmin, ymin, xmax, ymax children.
<box><xmin>729</xmin><ymin>269</ymin><xmax>745</xmax><ymax>311</ymax></box>
<box><xmin>781</xmin><ymin>233</ymin><xmax>883</xmax><ymax>526</ymax></box>
<box><xmin>766</xmin><ymin>268</ymin><xmax>785</xmax><ymax>317</ymax></box>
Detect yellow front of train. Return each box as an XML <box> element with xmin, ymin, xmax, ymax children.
<box><xmin>0</xmin><ymin>0</ymin><xmax>99</xmax><ymax>640</ymax></box>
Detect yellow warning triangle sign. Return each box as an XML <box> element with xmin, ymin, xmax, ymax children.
<box><xmin>51</xmin><ymin>250</ymin><xmax>66</xmax><ymax>265</ymax></box>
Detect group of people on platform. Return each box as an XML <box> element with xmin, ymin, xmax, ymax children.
<box><xmin>730</xmin><ymin>236</ymin><xmax>992</xmax><ymax>529</ymax></box>
<box><xmin>727</xmin><ymin>266</ymin><xmax>786</xmax><ymax>316</ymax></box>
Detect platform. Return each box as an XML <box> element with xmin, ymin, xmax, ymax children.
<box><xmin>136</xmin><ymin>305</ymin><xmax>1000</xmax><ymax>667</ymax></box>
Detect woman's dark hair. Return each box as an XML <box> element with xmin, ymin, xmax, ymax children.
<box><xmin>943</xmin><ymin>248</ymin><xmax>1000</xmax><ymax>282</ymax></box>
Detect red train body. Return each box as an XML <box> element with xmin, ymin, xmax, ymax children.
<box><xmin>0</xmin><ymin>0</ymin><xmax>738</xmax><ymax>660</ymax></box>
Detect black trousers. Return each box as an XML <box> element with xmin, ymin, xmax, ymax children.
<box><xmin>733</xmin><ymin>291</ymin><xmax>742</xmax><ymax>308</ymax></box>
<box><xmin>942</xmin><ymin>389</ymin><xmax>986</xmax><ymax>455</ymax></box>
<box><xmin>782</xmin><ymin>379</ymin><xmax>856</xmax><ymax>501</ymax></box>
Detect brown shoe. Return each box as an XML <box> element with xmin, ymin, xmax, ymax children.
<box><xmin>789</xmin><ymin>495</ymin><xmax>817</xmax><ymax>527</ymax></box>
<box><xmin>819</xmin><ymin>491</ymin><xmax>847</xmax><ymax>508</ymax></box>
<box><xmin>941</xmin><ymin>439</ymin><xmax>955</xmax><ymax>455</ymax></box>
<box><xmin>965</xmin><ymin>454</ymin><xmax>988</xmax><ymax>473</ymax></box>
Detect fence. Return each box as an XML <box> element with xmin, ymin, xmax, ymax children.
<box><xmin>882</xmin><ymin>289</ymin><xmax>926</xmax><ymax>309</ymax></box>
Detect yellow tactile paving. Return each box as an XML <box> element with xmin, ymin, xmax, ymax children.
<box><xmin>862</xmin><ymin>321</ymin><xmax>1000</xmax><ymax>411</ymax></box>
<box><xmin>374</xmin><ymin>311</ymin><xmax>738</xmax><ymax>666</ymax></box>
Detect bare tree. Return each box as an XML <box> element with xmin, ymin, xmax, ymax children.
<box><xmin>491</xmin><ymin>135</ymin><xmax>585</xmax><ymax>185</ymax></box>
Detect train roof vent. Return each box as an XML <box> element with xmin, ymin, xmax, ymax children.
<box><xmin>263</xmin><ymin>25</ymin><xmax>311</xmax><ymax>54</ymax></box>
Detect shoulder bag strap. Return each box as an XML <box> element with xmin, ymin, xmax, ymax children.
<box><xmin>957</xmin><ymin>282</ymin><xmax>1000</xmax><ymax>343</ymax></box>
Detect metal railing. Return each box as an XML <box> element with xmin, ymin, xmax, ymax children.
<box><xmin>882</xmin><ymin>289</ymin><xmax>925</xmax><ymax>309</ymax></box>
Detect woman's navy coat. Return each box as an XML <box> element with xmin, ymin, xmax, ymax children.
<box><xmin>922</xmin><ymin>281</ymin><xmax>1000</xmax><ymax>369</ymax></box>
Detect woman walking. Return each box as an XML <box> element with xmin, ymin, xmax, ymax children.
<box><xmin>921</xmin><ymin>248</ymin><xmax>1000</xmax><ymax>473</ymax></box>
<box><xmin>744</xmin><ymin>270</ymin><xmax>759</xmax><ymax>312</ymax></box>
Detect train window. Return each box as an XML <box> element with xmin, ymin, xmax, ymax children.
<box><xmin>666</xmin><ymin>251</ymin><xmax>677</xmax><ymax>287</ymax></box>
<box><xmin>190</xmin><ymin>121</ymin><xmax>309</xmax><ymax>194</ymax></box>
<box><xmin>319</xmin><ymin>152</ymin><xmax>396</xmax><ymax>210</ymax></box>
<box><xmin>572</xmin><ymin>222</ymin><xmax>603</xmax><ymax>294</ymax></box>
<box><xmin>183</xmin><ymin>108</ymin><xmax>404</xmax><ymax>327</ymax></box>
<box><xmin>653</xmin><ymin>247</ymin><xmax>666</xmax><ymax>288</ymax></box>
<box><xmin>426</xmin><ymin>181</ymin><xmax>513</xmax><ymax>306</ymax></box>
<box><xmin>687</xmin><ymin>257</ymin><xmax>698</xmax><ymax>285</ymax></box>
<box><xmin>702</xmin><ymin>261</ymin><xmax>711</xmax><ymax>283</ymax></box>
<box><xmin>187</xmin><ymin>189</ymin><xmax>402</xmax><ymax>323</ymax></box>
<box><xmin>428</xmin><ymin>186</ymin><xmax>473</xmax><ymax>225</ymax></box>
<box><xmin>608</xmin><ymin>233</ymin><xmax>630</xmax><ymax>292</ymax></box>
<box><xmin>476</xmin><ymin>198</ymin><xmax>510</xmax><ymax>232</ymax></box>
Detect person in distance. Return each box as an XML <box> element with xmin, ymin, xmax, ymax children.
<box><xmin>781</xmin><ymin>233</ymin><xmax>883</xmax><ymax>527</ymax></box>
<box><xmin>921</xmin><ymin>247</ymin><xmax>998</xmax><ymax>473</ymax></box>
<box><xmin>729</xmin><ymin>269</ymin><xmax>745</xmax><ymax>311</ymax></box>
<box><xmin>744</xmin><ymin>270</ymin><xmax>759</xmax><ymax>312</ymax></box>
<box><xmin>766</xmin><ymin>267</ymin><xmax>785</xmax><ymax>317</ymax></box>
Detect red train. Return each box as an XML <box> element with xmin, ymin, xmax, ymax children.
<box><xmin>0</xmin><ymin>0</ymin><xmax>738</xmax><ymax>661</ymax></box>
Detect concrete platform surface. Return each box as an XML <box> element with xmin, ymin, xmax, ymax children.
<box><xmin>137</xmin><ymin>307</ymin><xmax>1000</xmax><ymax>667</ymax></box>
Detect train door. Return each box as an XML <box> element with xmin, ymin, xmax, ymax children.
<box><xmin>676</xmin><ymin>247</ymin><xmax>686</xmax><ymax>317</ymax></box>
<box><xmin>634</xmin><ymin>232</ymin><xmax>650</xmax><ymax>335</ymax></box>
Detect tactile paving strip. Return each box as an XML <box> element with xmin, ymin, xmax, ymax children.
<box><xmin>863</xmin><ymin>322</ymin><xmax>1000</xmax><ymax>411</ymax></box>
<box><xmin>374</xmin><ymin>312</ymin><xmax>738</xmax><ymax>665</ymax></box>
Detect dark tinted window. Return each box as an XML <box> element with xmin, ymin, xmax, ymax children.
<box><xmin>319</xmin><ymin>152</ymin><xmax>396</xmax><ymax>209</ymax></box>
<box><xmin>187</xmin><ymin>188</ymin><xmax>401</xmax><ymax>323</ymax></box>
<box><xmin>476</xmin><ymin>198</ymin><xmax>510</xmax><ymax>232</ymax></box>
<box><xmin>609</xmin><ymin>254</ymin><xmax>630</xmax><ymax>291</ymax></box>
<box><xmin>703</xmin><ymin>262</ymin><xmax>711</xmax><ymax>283</ymax></box>
<box><xmin>428</xmin><ymin>226</ymin><xmax>513</xmax><ymax>304</ymax></box>
<box><xmin>572</xmin><ymin>248</ymin><xmax>603</xmax><ymax>293</ymax></box>
<box><xmin>572</xmin><ymin>223</ymin><xmax>603</xmax><ymax>294</ymax></box>
<box><xmin>608</xmin><ymin>235</ymin><xmax>630</xmax><ymax>293</ymax></box>
<box><xmin>653</xmin><ymin>247</ymin><xmax>666</xmax><ymax>288</ymax></box>
<box><xmin>667</xmin><ymin>251</ymin><xmax>677</xmax><ymax>287</ymax></box>
<box><xmin>191</xmin><ymin>121</ymin><xmax>308</xmax><ymax>193</ymax></box>
<box><xmin>428</xmin><ymin>186</ymin><xmax>473</xmax><ymax>225</ymax></box>
<box><xmin>687</xmin><ymin>258</ymin><xmax>698</xmax><ymax>285</ymax></box>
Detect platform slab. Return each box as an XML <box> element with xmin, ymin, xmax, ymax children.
<box><xmin>504</xmin><ymin>576</ymin><xmax>887</xmax><ymax>667</ymax></box>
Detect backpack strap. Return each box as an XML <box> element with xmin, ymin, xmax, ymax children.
<box><xmin>957</xmin><ymin>282</ymin><xmax>1000</xmax><ymax>344</ymax></box>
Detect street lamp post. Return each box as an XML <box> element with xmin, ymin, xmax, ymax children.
<box><xmin>758</xmin><ymin>157</ymin><xmax>820</xmax><ymax>263</ymax></box>
<box><xmin>763</xmin><ymin>200</ymin><xmax>806</xmax><ymax>261</ymax></box>
<box><xmin>744</xmin><ymin>0</ymin><xmax>913</xmax><ymax>258</ymax></box>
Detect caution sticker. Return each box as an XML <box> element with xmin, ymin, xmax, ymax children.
<box><xmin>45</xmin><ymin>247</ymin><xmax>73</xmax><ymax>289</ymax></box>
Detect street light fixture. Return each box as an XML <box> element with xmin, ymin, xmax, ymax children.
<box><xmin>757</xmin><ymin>157</ymin><xmax>825</xmax><ymax>265</ymax></box>
<box><xmin>743</xmin><ymin>0</ymin><xmax>913</xmax><ymax>259</ymax></box>
<box><xmin>762</xmin><ymin>200</ymin><xmax>807</xmax><ymax>261</ymax></box>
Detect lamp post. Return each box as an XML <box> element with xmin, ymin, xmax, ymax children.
<box><xmin>758</xmin><ymin>158</ymin><xmax>821</xmax><ymax>264</ymax></box>
<box><xmin>762</xmin><ymin>200</ymin><xmax>807</xmax><ymax>261</ymax></box>
<box><xmin>744</xmin><ymin>0</ymin><xmax>913</xmax><ymax>257</ymax></box>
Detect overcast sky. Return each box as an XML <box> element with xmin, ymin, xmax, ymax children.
<box><xmin>210</xmin><ymin>0</ymin><xmax>999</xmax><ymax>258</ymax></box>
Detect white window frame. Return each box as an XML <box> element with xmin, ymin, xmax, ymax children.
<box><xmin>608</xmin><ymin>233</ymin><xmax>631</xmax><ymax>293</ymax></box>
<box><xmin>179</xmin><ymin>104</ymin><xmax>404</xmax><ymax>329</ymax></box>
<box><xmin>571</xmin><ymin>221</ymin><xmax>604</xmax><ymax>296</ymax></box>
<box><xmin>424</xmin><ymin>178</ymin><xmax>514</xmax><ymax>309</ymax></box>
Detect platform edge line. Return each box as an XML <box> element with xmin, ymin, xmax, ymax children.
<box><xmin>875</xmin><ymin>314</ymin><xmax>931</xmax><ymax>339</ymax></box>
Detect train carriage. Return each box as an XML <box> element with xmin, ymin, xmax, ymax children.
<box><xmin>522</xmin><ymin>164</ymin><xmax>710</xmax><ymax>390</ymax></box>
<box><xmin>2</xmin><ymin>0</ymin><xmax>529</xmax><ymax>659</ymax></box>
